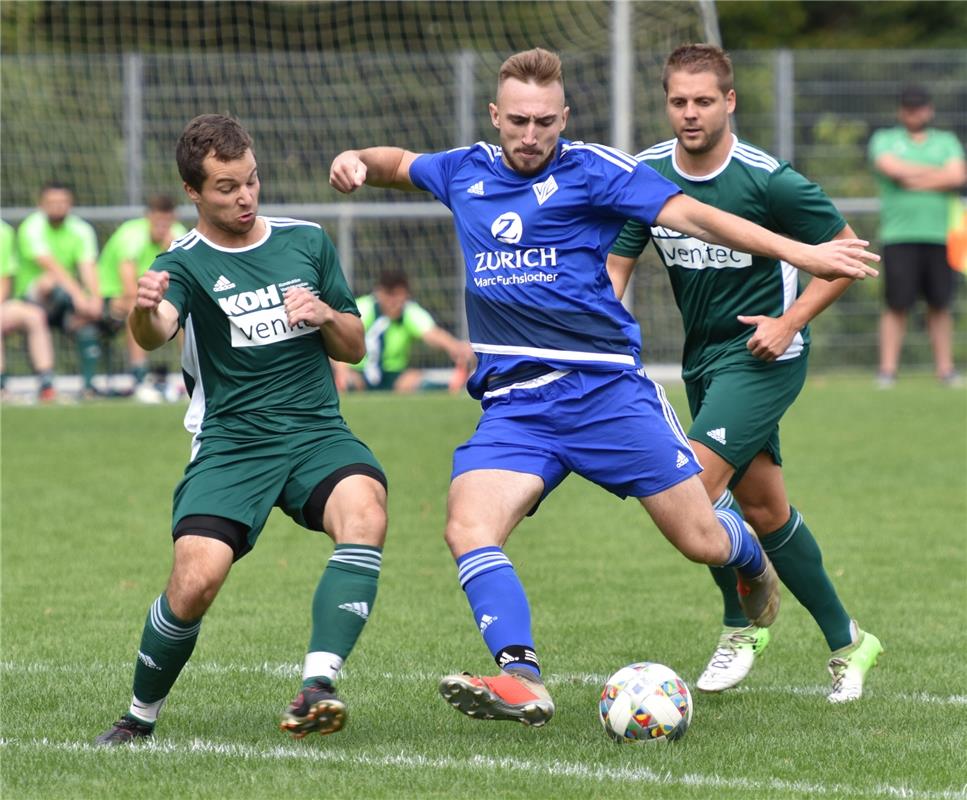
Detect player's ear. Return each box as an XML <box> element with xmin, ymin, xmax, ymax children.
<box><xmin>489</xmin><ymin>102</ymin><xmax>500</xmax><ymax>130</ymax></box>
<box><xmin>725</xmin><ymin>90</ymin><xmax>736</xmax><ymax>115</ymax></box>
<box><xmin>561</xmin><ymin>106</ymin><xmax>570</xmax><ymax>131</ymax></box>
<box><xmin>183</xmin><ymin>182</ymin><xmax>200</xmax><ymax>204</ymax></box>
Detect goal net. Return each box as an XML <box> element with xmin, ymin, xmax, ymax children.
<box><xmin>1</xmin><ymin>1</ymin><xmax>715</xmax><ymax>377</ymax></box>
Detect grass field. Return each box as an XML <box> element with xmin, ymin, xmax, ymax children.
<box><xmin>1</xmin><ymin>375</ymin><xmax>965</xmax><ymax>799</ymax></box>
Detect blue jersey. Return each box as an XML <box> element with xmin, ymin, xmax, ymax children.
<box><xmin>410</xmin><ymin>139</ymin><xmax>681</xmax><ymax>398</ymax></box>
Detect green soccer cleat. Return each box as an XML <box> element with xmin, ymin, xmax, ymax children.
<box><xmin>280</xmin><ymin>679</ymin><xmax>347</xmax><ymax>738</ymax></box>
<box><xmin>827</xmin><ymin>628</ymin><xmax>883</xmax><ymax>703</ymax></box>
<box><xmin>696</xmin><ymin>625</ymin><xmax>772</xmax><ymax>693</ymax></box>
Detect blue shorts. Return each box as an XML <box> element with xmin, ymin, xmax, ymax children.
<box><xmin>452</xmin><ymin>368</ymin><xmax>701</xmax><ymax>509</ymax></box>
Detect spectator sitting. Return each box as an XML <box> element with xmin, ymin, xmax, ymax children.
<box><xmin>333</xmin><ymin>269</ymin><xmax>474</xmax><ymax>393</ymax></box>
<box><xmin>97</xmin><ymin>194</ymin><xmax>187</xmax><ymax>402</ymax></box>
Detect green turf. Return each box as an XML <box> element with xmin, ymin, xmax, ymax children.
<box><xmin>2</xmin><ymin>376</ymin><xmax>965</xmax><ymax>799</ymax></box>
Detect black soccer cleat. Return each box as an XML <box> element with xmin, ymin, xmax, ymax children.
<box><xmin>94</xmin><ymin>715</ymin><xmax>154</xmax><ymax>746</ymax></box>
<box><xmin>280</xmin><ymin>679</ymin><xmax>347</xmax><ymax>739</ymax></box>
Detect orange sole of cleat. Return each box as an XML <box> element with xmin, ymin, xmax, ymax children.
<box><xmin>280</xmin><ymin>699</ymin><xmax>346</xmax><ymax>738</ymax></box>
<box><xmin>438</xmin><ymin>675</ymin><xmax>553</xmax><ymax>727</ymax></box>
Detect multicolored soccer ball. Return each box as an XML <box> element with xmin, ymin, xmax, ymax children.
<box><xmin>599</xmin><ymin>662</ymin><xmax>693</xmax><ymax>743</ymax></box>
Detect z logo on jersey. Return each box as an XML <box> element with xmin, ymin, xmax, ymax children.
<box><xmin>217</xmin><ymin>283</ymin><xmax>317</xmax><ymax>348</ymax></box>
<box><xmin>491</xmin><ymin>212</ymin><xmax>523</xmax><ymax>244</ymax></box>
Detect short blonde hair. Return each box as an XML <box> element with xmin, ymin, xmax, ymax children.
<box><xmin>498</xmin><ymin>48</ymin><xmax>564</xmax><ymax>92</ymax></box>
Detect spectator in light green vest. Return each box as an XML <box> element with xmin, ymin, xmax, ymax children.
<box><xmin>16</xmin><ymin>181</ymin><xmax>104</xmax><ymax>396</ymax></box>
<box><xmin>333</xmin><ymin>269</ymin><xmax>474</xmax><ymax>393</ymax></box>
<box><xmin>98</xmin><ymin>195</ymin><xmax>187</xmax><ymax>401</ymax></box>
<box><xmin>1</xmin><ymin>219</ymin><xmax>56</xmax><ymax>401</ymax></box>
<box><xmin>869</xmin><ymin>85</ymin><xmax>966</xmax><ymax>387</ymax></box>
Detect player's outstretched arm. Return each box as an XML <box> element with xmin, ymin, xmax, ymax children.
<box><xmin>129</xmin><ymin>270</ymin><xmax>179</xmax><ymax>350</ymax></box>
<box><xmin>329</xmin><ymin>148</ymin><xmax>421</xmax><ymax>193</ymax></box>
<box><xmin>655</xmin><ymin>194</ymin><xmax>879</xmax><ymax>281</ymax></box>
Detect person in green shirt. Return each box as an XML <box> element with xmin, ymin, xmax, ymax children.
<box><xmin>333</xmin><ymin>269</ymin><xmax>474</xmax><ymax>393</ymax></box>
<box><xmin>98</xmin><ymin>194</ymin><xmax>187</xmax><ymax>401</ymax></box>
<box><xmin>95</xmin><ymin>114</ymin><xmax>388</xmax><ymax>746</ymax></box>
<box><xmin>0</xmin><ymin>219</ymin><xmax>56</xmax><ymax>401</ymax></box>
<box><xmin>608</xmin><ymin>44</ymin><xmax>881</xmax><ymax>703</ymax></box>
<box><xmin>869</xmin><ymin>85</ymin><xmax>966</xmax><ymax>387</ymax></box>
<box><xmin>16</xmin><ymin>181</ymin><xmax>103</xmax><ymax>396</ymax></box>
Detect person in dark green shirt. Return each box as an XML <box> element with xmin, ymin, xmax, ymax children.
<box><xmin>333</xmin><ymin>269</ymin><xmax>474</xmax><ymax>393</ymax></box>
<box><xmin>608</xmin><ymin>44</ymin><xmax>881</xmax><ymax>703</ymax></box>
<box><xmin>869</xmin><ymin>85</ymin><xmax>966</xmax><ymax>387</ymax></box>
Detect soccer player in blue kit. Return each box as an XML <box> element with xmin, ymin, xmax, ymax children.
<box><xmin>330</xmin><ymin>48</ymin><xmax>879</xmax><ymax>727</ymax></box>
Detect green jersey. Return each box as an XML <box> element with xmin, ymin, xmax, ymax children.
<box><xmin>612</xmin><ymin>136</ymin><xmax>845</xmax><ymax>381</ymax></box>
<box><xmin>352</xmin><ymin>293</ymin><xmax>435</xmax><ymax>381</ymax></box>
<box><xmin>98</xmin><ymin>217</ymin><xmax>188</xmax><ymax>298</ymax></box>
<box><xmin>155</xmin><ymin>217</ymin><xmax>359</xmax><ymax>439</ymax></box>
<box><xmin>868</xmin><ymin>126</ymin><xmax>965</xmax><ymax>245</ymax></box>
<box><xmin>15</xmin><ymin>210</ymin><xmax>98</xmax><ymax>298</ymax></box>
<box><xmin>0</xmin><ymin>220</ymin><xmax>17</xmax><ymax>280</ymax></box>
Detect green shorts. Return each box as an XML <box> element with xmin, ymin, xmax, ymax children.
<box><xmin>685</xmin><ymin>356</ymin><xmax>807</xmax><ymax>487</ymax></box>
<box><xmin>171</xmin><ymin>422</ymin><xmax>385</xmax><ymax>555</ymax></box>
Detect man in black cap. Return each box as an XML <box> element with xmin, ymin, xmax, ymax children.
<box><xmin>869</xmin><ymin>85</ymin><xmax>966</xmax><ymax>387</ymax></box>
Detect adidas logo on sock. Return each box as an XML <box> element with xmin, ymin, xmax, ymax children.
<box><xmin>467</xmin><ymin>180</ymin><xmax>485</xmax><ymax>196</ymax></box>
<box><xmin>212</xmin><ymin>275</ymin><xmax>236</xmax><ymax>292</ymax></box>
<box><xmin>676</xmin><ymin>450</ymin><xmax>690</xmax><ymax>469</ymax></box>
<box><xmin>479</xmin><ymin>613</ymin><xmax>498</xmax><ymax>633</ymax></box>
<box><xmin>338</xmin><ymin>601</ymin><xmax>370</xmax><ymax>619</ymax></box>
<box><xmin>707</xmin><ymin>427</ymin><xmax>727</xmax><ymax>444</ymax></box>
<box><xmin>137</xmin><ymin>650</ymin><xmax>162</xmax><ymax>671</ymax></box>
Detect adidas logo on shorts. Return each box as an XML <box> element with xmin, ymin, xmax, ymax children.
<box><xmin>676</xmin><ymin>450</ymin><xmax>690</xmax><ymax>469</ymax></box>
<box><xmin>707</xmin><ymin>427</ymin><xmax>727</xmax><ymax>445</ymax></box>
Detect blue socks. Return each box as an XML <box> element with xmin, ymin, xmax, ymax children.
<box><xmin>456</xmin><ymin>546</ymin><xmax>540</xmax><ymax>676</ymax></box>
<box><xmin>716</xmin><ymin>507</ymin><xmax>766</xmax><ymax>578</ymax></box>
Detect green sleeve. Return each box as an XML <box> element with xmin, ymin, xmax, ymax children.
<box><xmin>610</xmin><ymin>218</ymin><xmax>651</xmax><ymax>258</ymax></box>
<box><xmin>766</xmin><ymin>165</ymin><xmax>846</xmax><ymax>245</ymax></box>
<box><xmin>0</xmin><ymin>222</ymin><xmax>17</xmax><ymax>278</ymax></box>
<box><xmin>153</xmin><ymin>253</ymin><xmax>189</xmax><ymax>327</ymax></box>
<box><xmin>316</xmin><ymin>228</ymin><xmax>359</xmax><ymax>316</ymax></box>
<box><xmin>17</xmin><ymin>213</ymin><xmax>49</xmax><ymax>261</ymax></box>
<box><xmin>401</xmin><ymin>300</ymin><xmax>436</xmax><ymax>337</ymax></box>
<box><xmin>75</xmin><ymin>218</ymin><xmax>99</xmax><ymax>262</ymax></box>
<box><xmin>940</xmin><ymin>131</ymin><xmax>965</xmax><ymax>162</ymax></box>
<box><xmin>868</xmin><ymin>128</ymin><xmax>891</xmax><ymax>163</ymax></box>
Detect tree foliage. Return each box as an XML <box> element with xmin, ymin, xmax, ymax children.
<box><xmin>716</xmin><ymin>0</ymin><xmax>967</xmax><ymax>49</ymax></box>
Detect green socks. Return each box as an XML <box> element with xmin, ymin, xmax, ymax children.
<box><xmin>709</xmin><ymin>502</ymin><xmax>853</xmax><ymax>650</ymax></box>
<box><xmin>303</xmin><ymin>544</ymin><xmax>382</xmax><ymax>684</ymax></box>
<box><xmin>761</xmin><ymin>508</ymin><xmax>852</xmax><ymax>650</ymax></box>
<box><xmin>129</xmin><ymin>593</ymin><xmax>201</xmax><ymax>723</ymax></box>
<box><xmin>74</xmin><ymin>324</ymin><xmax>101</xmax><ymax>390</ymax></box>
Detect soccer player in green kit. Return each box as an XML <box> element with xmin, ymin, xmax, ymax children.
<box><xmin>96</xmin><ymin>114</ymin><xmax>388</xmax><ymax>744</ymax></box>
<box><xmin>608</xmin><ymin>45</ymin><xmax>882</xmax><ymax>703</ymax></box>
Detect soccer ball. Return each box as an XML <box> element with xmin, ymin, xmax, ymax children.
<box><xmin>599</xmin><ymin>662</ymin><xmax>693</xmax><ymax>743</ymax></box>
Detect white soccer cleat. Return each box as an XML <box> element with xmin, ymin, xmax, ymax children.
<box><xmin>696</xmin><ymin>625</ymin><xmax>771</xmax><ymax>693</ymax></box>
<box><xmin>827</xmin><ymin>627</ymin><xmax>883</xmax><ymax>703</ymax></box>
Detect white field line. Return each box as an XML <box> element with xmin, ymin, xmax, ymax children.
<box><xmin>3</xmin><ymin>660</ymin><xmax>965</xmax><ymax>707</ymax></box>
<box><xmin>0</xmin><ymin>736</ymin><xmax>964</xmax><ymax>800</ymax></box>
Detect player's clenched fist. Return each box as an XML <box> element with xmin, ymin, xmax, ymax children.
<box><xmin>329</xmin><ymin>151</ymin><xmax>367</xmax><ymax>194</ymax></box>
<box><xmin>136</xmin><ymin>270</ymin><xmax>170</xmax><ymax>310</ymax></box>
<box><xmin>284</xmin><ymin>286</ymin><xmax>334</xmax><ymax>328</ymax></box>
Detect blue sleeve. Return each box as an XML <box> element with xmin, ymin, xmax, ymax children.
<box><xmin>409</xmin><ymin>147</ymin><xmax>473</xmax><ymax>208</ymax></box>
<box><xmin>584</xmin><ymin>150</ymin><xmax>681</xmax><ymax>224</ymax></box>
